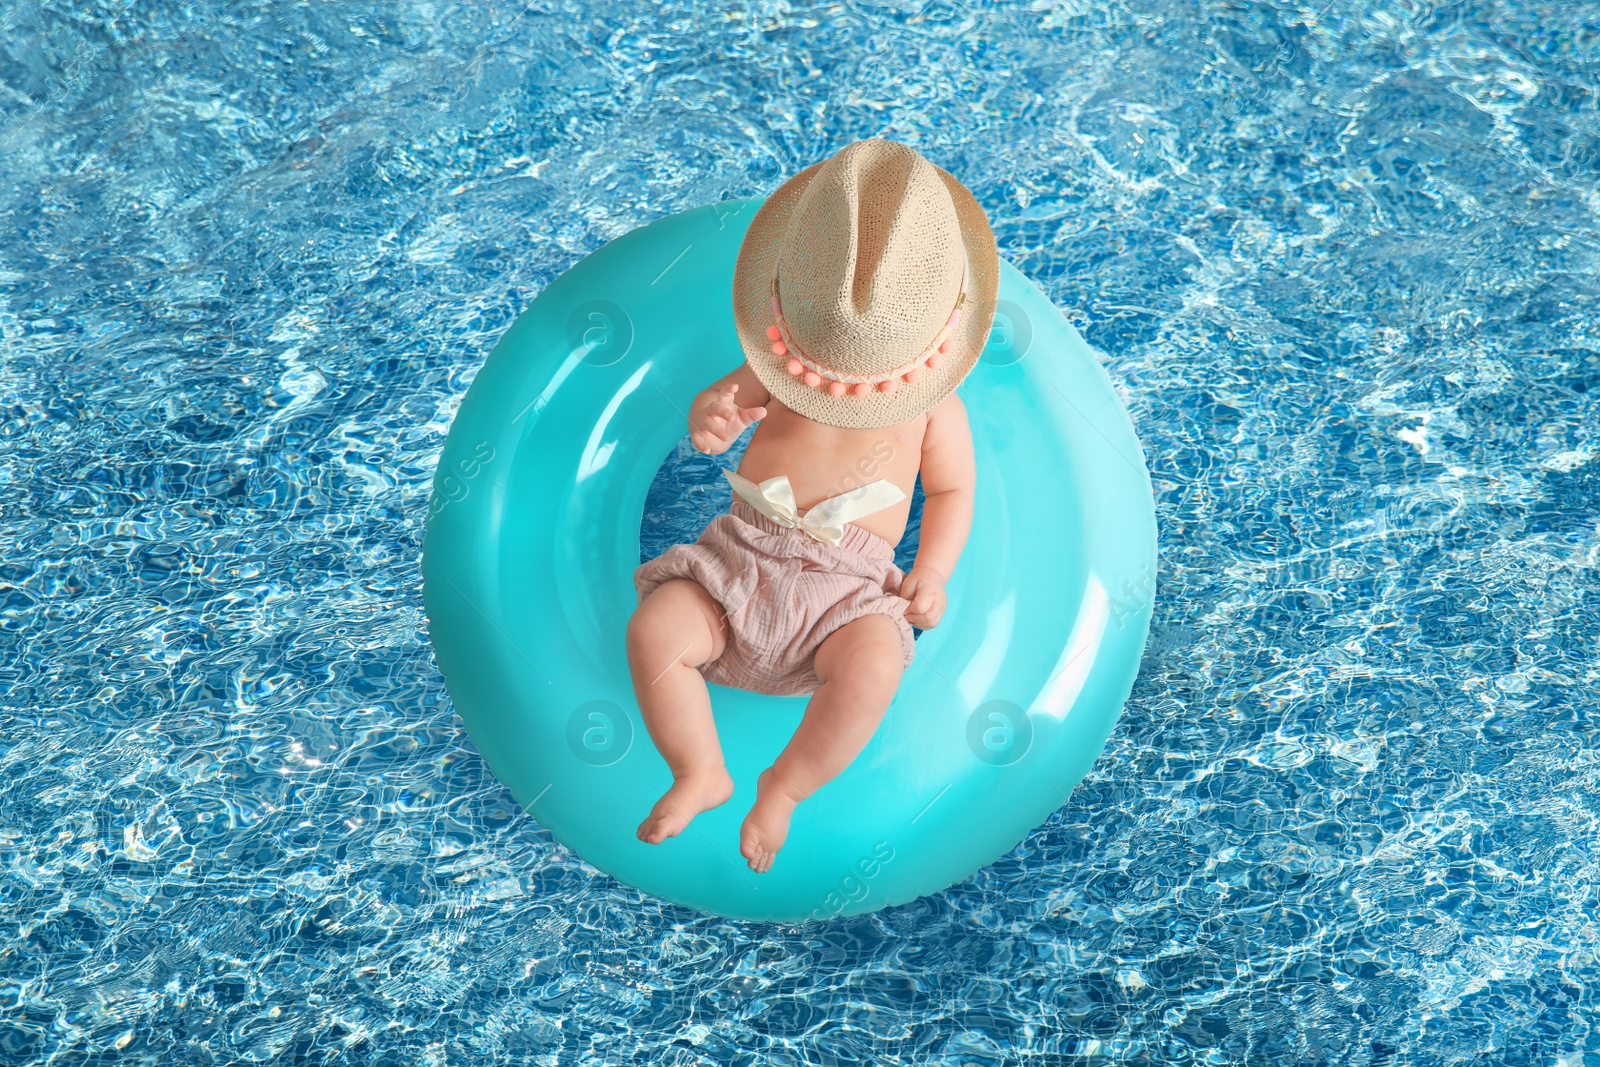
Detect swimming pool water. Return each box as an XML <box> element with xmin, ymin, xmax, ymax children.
<box><xmin>3</xmin><ymin>1</ymin><xmax>1599</xmax><ymax>1062</ymax></box>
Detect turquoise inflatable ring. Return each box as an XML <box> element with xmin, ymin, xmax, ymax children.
<box><xmin>422</xmin><ymin>198</ymin><xmax>1156</xmax><ymax>922</ymax></box>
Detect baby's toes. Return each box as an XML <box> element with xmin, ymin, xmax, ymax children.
<box><xmin>739</xmin><ymin>825</ymin><xmax>760</xmax><ymax>864</ymax></box>
<box><xmin>739</xmin><ymin>824</ymin><xmax>772</xmax><ymax>871</ymax></box>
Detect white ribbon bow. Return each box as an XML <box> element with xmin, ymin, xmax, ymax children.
<box><xmin>724</xmin><ymin>468</ymin><xmax>907</xmax><ymax>546</ymax></box>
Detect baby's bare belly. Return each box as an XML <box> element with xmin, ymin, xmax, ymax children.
<box><xmin>734</xmin><ymin>403</ymin><xmax>928</xmax><ymax>547</ymax></box>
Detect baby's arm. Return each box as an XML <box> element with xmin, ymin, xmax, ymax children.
<box><xmin>689</xmin><ymin>364</ymin><xmax>771</xmax><ymax>454</ymax></box>
<box><xmin>901</xmin><ymin>393</ymin><xmax>975</xmax><ymax>629</ymax></box>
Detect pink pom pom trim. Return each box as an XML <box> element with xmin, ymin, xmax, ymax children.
<box><xmin>764</xmin><ymin>273</ymin><xmax>967</xmax><ymax>397</ymax></box>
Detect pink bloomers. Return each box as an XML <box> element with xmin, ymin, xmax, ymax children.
<box><xmin>633</xmin><ymin>499</ymin><xmax>917</xmax><ymax>697</ymax></box>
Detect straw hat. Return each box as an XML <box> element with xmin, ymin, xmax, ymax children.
<box><xmin>732</xmin><ymin>138</ymin><xmax>998</xmax><ymax>430</ymax></box>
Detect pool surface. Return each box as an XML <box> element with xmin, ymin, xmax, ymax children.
<box><xmin>3</xmin><ymin>1</ymin><xmax>1598</xmax><ymax>1063</ymax></box>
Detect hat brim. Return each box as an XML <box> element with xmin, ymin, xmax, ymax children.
<box><xmin>732</xmin><ymin>157</ymin><xmax>999</xmax><ymax>430</ymax></box>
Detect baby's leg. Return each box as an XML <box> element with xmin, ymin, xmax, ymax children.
<box><xmin>627</xmin><ymin>578</ymin><xmax>735</xmax><ymax>844</ymax></box>
<box><xmin>740</xmin><ymin>614</ymin><xmax>906</xmax><ymax>873</ymax></box>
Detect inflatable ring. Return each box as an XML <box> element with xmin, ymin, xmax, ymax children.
<box><xmin>422</xmin><ymin>198</ymin><xmax>1156</xmax><ymax>922</ymax></box>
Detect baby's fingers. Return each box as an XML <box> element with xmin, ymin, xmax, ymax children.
<box><xmin>907</xmin><ymin>595</ymin><xmax>943</xmax><ymax>629</ymax></box>
<box><xmin>729</xmin><ymin>404</ymin><xmax>767</xmax><ymax>432</ymax></box>
<box><xmin>697</xmin><ymin>401</ymin><xmax>739</xmax><ymax>435</ymax></box>
<box><xmin>912</xmin><ymin>587</ymin><xmax>944</xmax><ymax>621</ymax></box>
<box><xmin>690</xmin><ymin>427</ymin><xmax>726</xmax><ymax>454</ymax></box>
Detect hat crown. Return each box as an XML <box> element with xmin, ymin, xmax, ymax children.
<box><xmin>775</xmin><ymin>139</ymin><xmax>967</xmax><ymax>377</ymax></box>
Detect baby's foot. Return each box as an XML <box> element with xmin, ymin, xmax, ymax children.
<box><xmin>740</xmin><ymin>767</ymin><xmax>801</xmax><ymax>874</ymax></box>
<box><xmin>637</xmin><ymin>769</ymin><xmax>734</xmax><ymax>844</ymax></box>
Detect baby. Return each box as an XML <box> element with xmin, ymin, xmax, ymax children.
<box><xmin>627</xmin><ymin>138</ymin><xmax>998</xmax><ymax>872</ymax></box>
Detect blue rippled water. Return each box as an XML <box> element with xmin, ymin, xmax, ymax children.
<box><xmin>4</xmin><ymin>1</ymin><xmax>1598</xmax><ymax>1063</ymax></box>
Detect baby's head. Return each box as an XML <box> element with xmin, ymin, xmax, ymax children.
<box><xmin>733</xmin><ymin>139</ymin><xmax>998</xmax><ymax>431</ymax></box>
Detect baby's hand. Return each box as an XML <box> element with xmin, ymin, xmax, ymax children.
<box><xmin>690</xmin><ymin>383</ymin><xmax>767</xmax><ymax>454</ymax></box>
<box><xmin>899</xmin><ymin>566</ymin><xmax>947</xmax><ymax>629</ymax></box>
